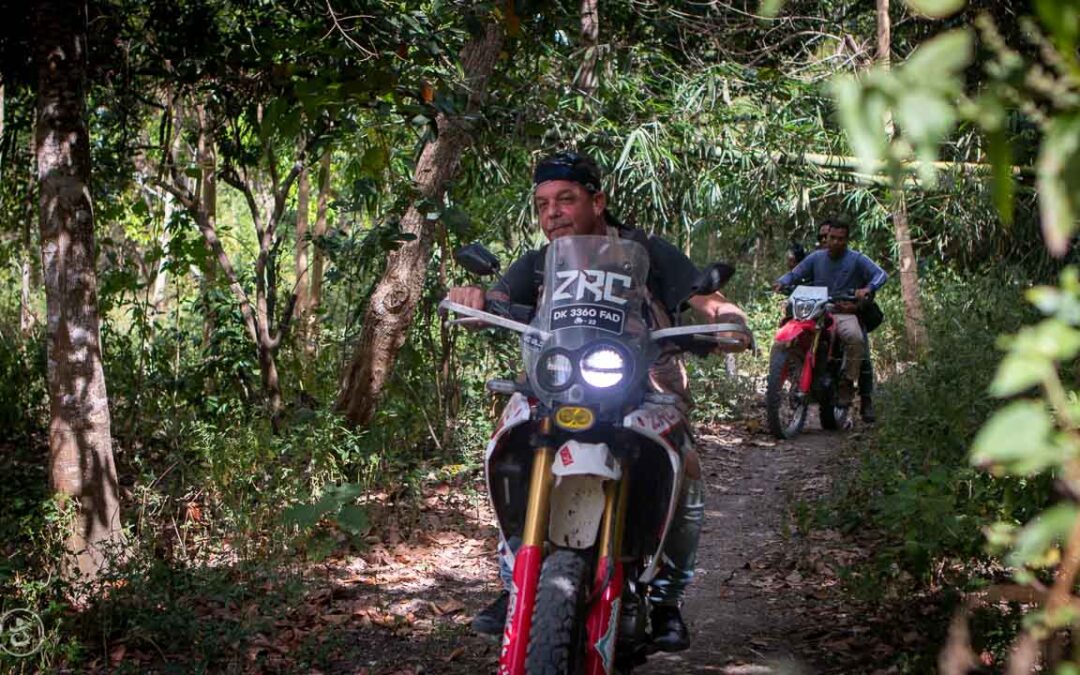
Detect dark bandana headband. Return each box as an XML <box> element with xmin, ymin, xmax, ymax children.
<box><xmin>533</xmin><ymin>153</ymin><xmax>601</xmax><ymax>193</ymax></box>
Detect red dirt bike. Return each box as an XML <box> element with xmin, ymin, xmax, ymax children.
<box><xmin>765</xmin><ymin>285</ymin><xmax>860</xmax><ymax>439</ymax></box>
<box><xmin>441</xmin><ymin>235</ymin><xmax>751</xmax><ymax>674</ymax></box>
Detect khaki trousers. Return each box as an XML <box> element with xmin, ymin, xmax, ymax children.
<box><xmin>834</xmin><ymin>313</ymin><xmax>864</xmax><ymax>401</ymax></box>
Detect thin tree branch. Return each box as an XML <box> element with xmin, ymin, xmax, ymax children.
<box><xmin>323</xmin><ymin>0</ymin><xmax>378</xmax><ymax>60</ymax></box>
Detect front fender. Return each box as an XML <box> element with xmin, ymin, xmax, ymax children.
<box><xmin>548</xmin><ymin>442</ymin><xmax>621</xmax><ymax>550</ymax></box>
<box><xmin>775</xmin><ymin>319</ymin><xmax>817</xmax><ymax>345</ymax></box>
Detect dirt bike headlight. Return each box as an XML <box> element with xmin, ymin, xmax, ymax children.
<box><xmin>793</xmin><ymin>298</ymin><xmax>817</xmax><ymax>321</ymax></box>
<box><xmin>538</xmin><ymin>350</ymin><xmax>574</xmax><ymax>390</ymax></box>
<box><xmin>580</xmin><ymin>347</ymin><xmax>626</xmax><ymax>388</ymax></box>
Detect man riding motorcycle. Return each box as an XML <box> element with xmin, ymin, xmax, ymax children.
<box><xmin>804</xmin><ymin>220</ymin><xmax>879</xmax><ymax>422</ymax></box>
<box><xmin>773</xmin><ymin>219</ymin><xmax>887</xmax><ymax>417</ymax></box>
<box><xmin>447</xmin><ymin>150</ymin><xmax>750</xmax><ymax>652</ymax></box>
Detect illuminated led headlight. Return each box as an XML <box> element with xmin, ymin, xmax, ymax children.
<box><xmin>580</xmin><ymin>347</ymin><xmax>626</xmax><ymax>388</ymax></box>
<box><xmin>793</xmin><ymin>298</ymin><xmax>817</xmax><ymax>321</ymax></box>
<box><xmin>538</xmin><ymin>351</ymin><xmax>574</xmax><ymax>390</ymax></box>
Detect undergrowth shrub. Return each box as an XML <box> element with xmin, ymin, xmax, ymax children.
<box><xmin>828</xmin><ymin>266</ymin><xmax>1052</xmax><ymax>582</ymax></box>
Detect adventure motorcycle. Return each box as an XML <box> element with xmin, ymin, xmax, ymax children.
<box><xmin>440</xmin><ymin>235</ymin><xmax>752</xmax><ymax>675</ymax></box>
<box><xmin>765</xmin><ymin>285</ymin><xmax>862</xmax><ymax>439</ymax></box>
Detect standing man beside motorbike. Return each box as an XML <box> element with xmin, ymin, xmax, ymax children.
<box><xmin>447</xmin><ymin>150</ymin><xmax>750</xmax><ymax>652</ymax></box>
<box><xmin>773</xmin><ymin>219</ymin><xmax>887</xmax><ymax>418</ymax></box>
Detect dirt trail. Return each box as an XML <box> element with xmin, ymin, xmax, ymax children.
<box><xmin>638</xmin><ymin>415</ymin><xmax>844</xmax><ymax>674</ymax></box>
<box><xmin>322</xmin><ymin>410</ymin><xmax>871</xmax><ymax>674</ymax></box>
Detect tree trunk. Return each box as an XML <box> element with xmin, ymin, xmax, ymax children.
<box><xmin>21</xmin><ymin>157</ymin><xmax>37</xmax><ymax>336</ymax></box>
<box><xmin>892</xmin><ymin>194</ymin><xmax>928</xmax><ymax>352</ymax></box>
<box><xmin>150</xmin><ymin>195</ymin><xmax>171</xmax><ymax>312</ymax></box>
<box><xmin>876</xmin><ymin>0</ymin><xmax>891</xmax><ymax>69</ymax></box>
<box><xmin>575</xmin><ymin>0</ymin><xmax>599</xmax><ymax>95</ymax></box>
<box><xmin>196</xmin><ymin>104</ymin><xmax>217</xmax><ymax>349</ymax></box>
<box><xmin>34</xmin><ymin>0</ymin><xmax>122</xmax><ymax>580</ymax></box>
<box><xmin>337</xmin><ymin>22</ymin><xmax>504</xmax><ymax>426</ymax></box>
<box><xmin>294</xmin><ymin>149</ymin><xmax>311</xmax><ymax>347</ymax></box>
<box><xmin>877</xmin><ymin>0</ymin><xmax>928</xmax><ymax>357</ymax></box>
<box><xmin>306</xmin><ymin>148</ymin><xmax>331</xmax><ymax>357</ymax></box>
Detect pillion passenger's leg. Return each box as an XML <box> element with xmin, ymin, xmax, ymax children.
<box><xmin>859</xmin><ymin>331</ymin><xmax>876</xmax><ymax>422</ymax></box>
<box><xmin>834</xmin><ymin>313</ymin><xmax>865</xmax><ymax>406</ymax></box>
<box><xmin>647</xmin><ymin>447</ymin><xmax>705</xmax><ymax>652</ymax></box>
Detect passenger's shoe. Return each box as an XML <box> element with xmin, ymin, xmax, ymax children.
<box><xmin>650</xmin><ymin>604</ymin><xmax>690</xmax><ymax>652</ymax></box>
<box><xmin>471</xmin><ymin>590</ymin><xmax>509</xmax><ymax>635</ymax></box>
<box><xmin>834</xmin><ymin>405</ymin><xmax>854</xmax><ymax>430</ymax></box>
<box><xmin>861</xmin><ymin>398</ymin><xmax>876</xmax><ymax>423</ymax></box>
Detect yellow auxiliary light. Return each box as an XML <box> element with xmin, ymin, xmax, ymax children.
<box><xmin>555</xmin><ymin>406</ymin><xmax>595</xmax><ymax>431</ymax></box>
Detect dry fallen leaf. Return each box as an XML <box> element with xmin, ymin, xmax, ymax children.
<box><xmin>435</xmin><ymin>599</ymin><xmax>466</xmax><ymax>615</ymax></box>
<box><xmin>444</xmin><ymin>646</ymin><xmax>466</xmax><ymax>662</ymax></box>
<box><xmin>321</xmin><ymin>613</ymin><xmax>350</xmax><ymax>626</ymax></box>
<box><xmin>109</xmin><ymin>644</ymin><xmax>126</xmax><ymax>666</ymax></box>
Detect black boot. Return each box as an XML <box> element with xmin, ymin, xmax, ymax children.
<box><xmin>471</xmin><ymin>590</ymin><xmax>509</xmax><ymax>635</ymax></box>
<box><xmin>861</xmin><ymin>397</ymin><xmax>876</xmax><ymax>423</ymax></box>
<box><xmin>650</xmin><ymin>604</ymin><xmax>690</xmax><ymax>652</ymax></box>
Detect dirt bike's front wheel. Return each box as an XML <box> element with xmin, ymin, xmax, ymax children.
<box><xmin>526</xmin><ymin>549</ymin><xmax>591</xmax><ymax>675</ymax></box>
<box><xmin>766</xmin><ymin>345</ymin><xmax>809</xmax><ymax>439</ymax></box>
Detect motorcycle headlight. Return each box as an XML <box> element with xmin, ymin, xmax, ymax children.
<box><xmin>538</xmin><ymin>350</ymin><xmax>574</xmax><ymax>390</ymax></box>
<box><xmin>580</xmin><ymin>347</ymin><xmax>626</xmax><ymax>388</ymax></box>
<box><xmin>793</xmin><ymin>298</ymin><xmax>817</xmax><ymax>321</ymax></box>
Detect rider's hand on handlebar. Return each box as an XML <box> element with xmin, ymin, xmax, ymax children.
<box><xmin>688</xmin><ymin>294</ymin><xmax>752</xmax><ymax>354</ymax></box>
<box><xmin>771</xmin><ymin>281</ymin><xmax>782</xmax><ymax>293</ymax></box>
<box><xmin>855</xmin><ymin>287</ymin><xmax>871</xmax><ymax>301</ymax></box>
<box><xmin>446</xmin><ymin>286</ymin><xmax>486</xmax><ymax>310</ymax></box>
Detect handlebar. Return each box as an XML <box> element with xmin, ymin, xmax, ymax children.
<box><xmin>441</xmin><ymin>298</ymin><xmax>753</xmax><ymax>354</ymax></box>
<box><xmin>660</xmin><ymin>332</ymin><xmax>749</xmax><ymax>357</ymax></box>
<box><xmin>485</xmin><ymin>299</ymin><xmax>535</xmax><ymax>324</ymax></box>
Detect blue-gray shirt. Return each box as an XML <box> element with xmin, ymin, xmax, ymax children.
<box><xmin>777</xmin><ymin>249</ymin><xmax>888</xmax><ymax>296</ymax></box>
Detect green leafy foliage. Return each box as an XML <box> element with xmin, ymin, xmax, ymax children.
<box><xmin>827</xmin><ymin>268</ymin><xmax>1046</xmax><ymax>580</ymax></box>
<box><xmin>1037</xmin><ymin>115</ymin><xmax>1080</xmax><ymax>256</ymax></box>
<box><xmin>5</xmin><ymin>0</ymin><xmax>1080</xmax><ymax>669</ymax></box>
<box><xmin>905</xmin><ymin>0</ymin><xmax>966</xmax><ymax>18</ymax></box>
<box><xmin>283</xmin><ymin>482</ymin><xmax>368</xmax><ymax>546</ymax></box>
<box><xmin>832</xmin><ymin>29</ymin><xmax>974</xmax><ymax>186</ymax></box>
<box><xmin>971</xmin><ymin>400</ymin><xmax>1059</xmax><ymax>475</ymax></box>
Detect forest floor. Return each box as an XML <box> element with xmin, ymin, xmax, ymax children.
<box><xmin>100</xmin><ymin>405</ymin><xmax>963</xmax><ymax>674</ymax></box>
<box><xmin>259</xmin><ymin>406</ymin><xmax>951</xmax><ymax>675</ymax></box>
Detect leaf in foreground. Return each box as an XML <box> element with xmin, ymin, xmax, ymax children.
<box><xmin>971</xmin><ymin>400</ymin><xmax>1058</xmax><ymax>475</ymax></box>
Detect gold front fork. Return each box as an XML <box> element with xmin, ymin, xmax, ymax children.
<box><xmin>521</xmin><ymin>417</ymin><xmax>556</xmax><ymax>547</ymax></box>
<box><xmin>596</xmin><ymin>469</ymin><xmax>630</xmax><ymax>562</ymax></box>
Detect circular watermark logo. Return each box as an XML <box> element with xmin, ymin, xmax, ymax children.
<box><xmin>0</xmin><ymin>609</ymin><xmax>44</xmax><ymax>658</ymax></box>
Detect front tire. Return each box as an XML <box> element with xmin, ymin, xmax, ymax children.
<box><xmin>766</xmin><ymin>345</ymin><xmax>809</xmax><ymax>439</ymax></box>
<box><xmin>526</xmin><ymin>549</ymin><xmax>591</xmax><ymax>675</ymax></box>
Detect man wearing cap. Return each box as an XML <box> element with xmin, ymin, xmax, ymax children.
<box><xmin>447</xmin><ymin>150</ymin><xmax>750</xmax><ymax>652</ymax></box>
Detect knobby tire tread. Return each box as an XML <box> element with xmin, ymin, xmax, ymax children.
<box><xmin>526</xmin><ymin>549</ymin><xmax>591</xmax><ymax>675</ymax></box>
<box><xmin>766</xmin><ymin>346</ymin><xmax>807</xmax><ymax>439</ymax></box>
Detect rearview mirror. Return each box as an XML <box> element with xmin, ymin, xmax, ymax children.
<box><xmin>454</xmin><ymin>243</ymin><xmax>501</xmax><ymax>277</ymax></box>
<box><xmin>692</xmin><ymin>262</ymin><xmax>735</xmax><ymax>296</ymax></box>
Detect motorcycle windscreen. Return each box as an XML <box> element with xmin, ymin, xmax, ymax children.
<box><xmin>523</xmin><ymin>235</ymin><xmax>651</xmax><ymax>406</ymax></box>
